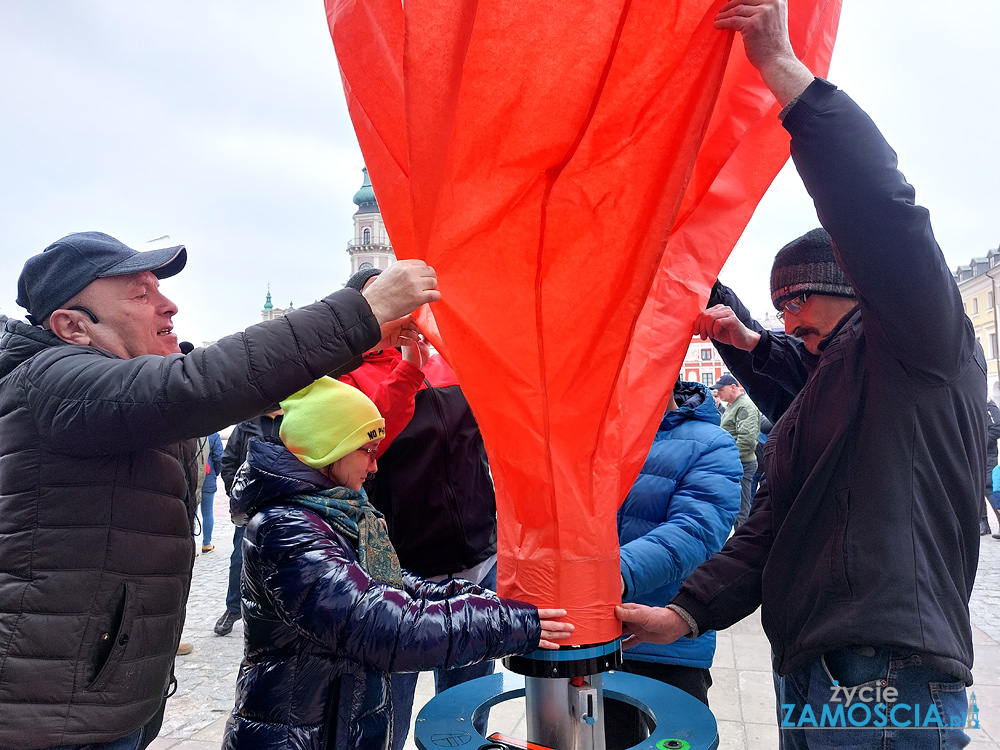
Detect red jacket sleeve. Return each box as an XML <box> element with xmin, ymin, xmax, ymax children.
<box><xmin>340</xmin><ymin>353</ymin><xmax>425</xmax><ymax>454</ymax></box>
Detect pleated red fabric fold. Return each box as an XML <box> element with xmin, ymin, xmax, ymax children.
<box><xmin>326</xmin><ymin>0</ymin><xmax>841</xmax><ymax>645</ymax></box>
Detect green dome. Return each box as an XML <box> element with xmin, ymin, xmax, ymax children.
<box><xmin>353</xmin><ymin>167</ymin><xmax>377</xmax><ymax>208</ymax></box>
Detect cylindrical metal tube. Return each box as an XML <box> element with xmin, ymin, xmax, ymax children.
<box><xmin>524</xmin><ymin>674</ymin><xmax>607</xmax><ymax>750</ymax></box>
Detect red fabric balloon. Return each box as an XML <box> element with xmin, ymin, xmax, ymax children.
<box><xmin>326</xmin><ymin>0</ymin><xmax>841</xmax><ymax>645</ymax></box>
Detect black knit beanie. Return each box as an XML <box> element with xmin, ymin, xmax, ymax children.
<box><xmin>345</xmin><ymin>266</ymin><xmax>382</xmax><ymax>291</ymax></box>
<box><xmin>770</xmin><ymin>228</ymin><xmax>854</xmax><ymax>310</ymax></box>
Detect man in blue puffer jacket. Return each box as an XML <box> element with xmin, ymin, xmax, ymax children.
<box><xmin>609</xmin><ymin>379</ymin><xmax>741</xmax><ymax>744</ymax></box>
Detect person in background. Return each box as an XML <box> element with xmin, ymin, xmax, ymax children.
<box><xmin>984</xmin><ymin>392</ymin><xmax>1000</xmax><ymax>536</ymax></box>
<box><xmin>749</xmin><ymin>416</ymin><xmax>772</xmax><ymax>499</ymax></box>
<box><xmin>174</xmin><ymin>429</ymin><xmax>225</xmax><ymax>658</ymax></box>
<box><xmin>214</xmin><ymin>410</ymin><xmax>283</xmax><ymax>637</ymax></box>
<box><xmin>710</xmin><ymin>374</ymin><xmax>761</xmax><ymax>531</ymax></box>
<box><xmin>198</xmin><ymin>432</ymin><xmax>224</xmax><ymax>553</ymax></box>
<box><xmin>222</xmin><ymin>377</ymin><xmax>572</xmax><ymax>750</ymax></box>
<box><xmin>991</xmin><ymin>463</ymin><xmax>1000</xmax><ymax>539</ymax></box>
<box><xmin>607</xmin><ymin>378</ymin><xmax>740</xmax><ymax>746</ymax></box>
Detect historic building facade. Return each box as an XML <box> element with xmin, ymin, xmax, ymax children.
<box><xmin>260</xmin><ymin>286</ymin><xmax>295</xmax><ymax>322</ymax></box>
<box><xmin>346</xmin><ymin>167</ymin><xmax>395</xmax><ymax>275</ymax></box>
<box><xmin>954</xmin><ymin>245</ymin><xmax>1000</xmax><ymax>396</ymax></box>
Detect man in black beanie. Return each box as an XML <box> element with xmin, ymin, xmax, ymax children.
<box><xmin>617</xmin><ymin>1</ymin><xmax>984</xmax><ymax>746</ymax></box>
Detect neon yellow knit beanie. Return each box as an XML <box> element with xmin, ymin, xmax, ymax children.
<box><xmin>279</xmin><ymin>377</ymin><xmax>385</xmax><ymax>469</ymax></box>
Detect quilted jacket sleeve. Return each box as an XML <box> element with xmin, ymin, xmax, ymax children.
<box><xmin>401</xmin><ymin>571</ymin><xmax>497</xmax><ymax>601</ymax></box>
<box><xmin>248</xmin><ymin>507</ymin><xmax>540</xmax><ymax>674</ymax></box>
<box><xmin>670</xmin><ymin>480</ymin><xmax>775</xmax><ymax>634</ymax></box>
<box><xmin>27</xmin><ymin>289</ymin><xmax>379</xmax><ymax>456</ymax></box>
<box><xmin>620</xmin><ymin>432</ymin><xmax>741</xmax><ymax>601</ymax></box>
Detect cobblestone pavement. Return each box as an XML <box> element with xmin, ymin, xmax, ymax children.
<box><xmin>973</xmin><ymin>531</ymin><xmax>1000</xmax><ymax>642</ymax></box>
<box><xmin>149</xmin><ymin>494</ymin><xmax>1000</xmax><ymax>749</ymax></box>
<box><xmin>150</xmin><ymin>494</ymin><xmax>243</xmax><ymax>745</ymax></box>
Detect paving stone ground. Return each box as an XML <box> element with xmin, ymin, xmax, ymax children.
<box><xmin>148</xmin><ymin>493</ymin><xmax>1000</xmax><ymax>749</ymax></box>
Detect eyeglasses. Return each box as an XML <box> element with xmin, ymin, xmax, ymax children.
<box><xmin>357</xmin><ymin>447</ymin><xmax>378</xmax><ymax>459</ymax></box>
<box><xmin>776</xmin><ymin>293</ymin><xmax>811</xmax><ymax>321</ymax></box>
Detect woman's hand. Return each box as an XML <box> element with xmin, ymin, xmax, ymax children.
<box><xmin>536</xmin><ymin>608</ymin><xmax>574</xmax><ymax>649</ymax></box>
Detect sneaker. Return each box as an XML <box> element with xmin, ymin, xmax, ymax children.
<box><xmin>201</xmin><ymin>544</ymin><xmax>215</xmax><ymax>553</ymax></box>
<box><xmin>981</xmin><ymin>520</ymin><xmax>992</xmax><ymax>536</ymax></box>
<box><xmin>176</xmin><ymin>641</ymin><xmax>194</xmax><ymax>656</ymax></box>
<box><xmin>214</xmin><ymin>610</ymin><xmax>241</xmax><ymax>636</ymax></box>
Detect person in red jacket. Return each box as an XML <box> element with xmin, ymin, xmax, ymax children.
<box><xmin>341</xmin><ymin>267</ymin><xmax>500</xmax><ymax>748</ymax></box>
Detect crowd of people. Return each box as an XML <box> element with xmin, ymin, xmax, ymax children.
<box><xmin>0</xmin><ymin>1</ymin><xmax>987</xmax><ymax>749</ymax></box>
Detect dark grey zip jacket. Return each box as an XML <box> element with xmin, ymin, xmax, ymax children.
<box><xmin>673</xmin><ymin>79</ymin><xmax>985</xmax><ymax>684</ymax></box>
<box><xmin>0</xmin><ymin>289</ymin><xmax>378</xmax><ymax>749</ymax></box>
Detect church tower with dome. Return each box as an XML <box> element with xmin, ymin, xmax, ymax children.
<box><xmin>347</xmin><ymin>167</ymin><xmax>395</xmax><ymax>274</ymax></box>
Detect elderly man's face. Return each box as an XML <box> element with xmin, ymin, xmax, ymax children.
<box><xmin>716</xmin><ymin>384</ymin><xmax>741</xmax><ymax>404</ymax></box>
<box><xmin>68</xmin><ymin>271</ymin><xmax>180</xmax><ymax>358</ymax></box>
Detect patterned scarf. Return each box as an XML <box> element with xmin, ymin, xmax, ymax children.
<box><xmin>287</xmin><ymin>486</ymin><xmax>403</xmax><ymax>588</ymax></box>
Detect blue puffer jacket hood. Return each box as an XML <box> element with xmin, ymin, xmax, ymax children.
<box><xmin>617</xmin><ymin>380</ymin><xmax>741</xmax><ymax>668</ymax></box>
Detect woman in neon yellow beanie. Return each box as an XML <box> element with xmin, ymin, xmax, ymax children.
<box><xmin>223</xmin><ymin>377</ymin><xmax>573</xmax><ymax>750</ymax></box>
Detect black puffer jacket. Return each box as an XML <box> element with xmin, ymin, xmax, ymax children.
<box><xmin>223</xmin><ymin>439</ymin><xmax>540</xmax><ymax>750</ymax></box>
<box><xmin>674</xmin><ymin>79</ymin><xmax>985</xmax><ymax>684</ymax></box>
<box><xmin>0</xmin><ymin>289</ymin><xmax>378</xmax><ymax>749</ymax></box>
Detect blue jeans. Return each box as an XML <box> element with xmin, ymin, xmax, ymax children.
<box><xmin>389</xmin><ymin>563</ymin><xmax>498</xmax><ymax>750</ymax></box>
<box><xmin>226</xmin><ymin>525</ymin><xmax>246</xmax><ymax>613</ymax></box>
<box><xmin>49</xmin><ymin>727</ymin><xmax>143</xmax><ymax>750</ymax></box>
<box><xmin>776</xmin><ymin>646</ymin><xmax>970</xmax><ymax>749</ymax></box>
<box><xmin>200</xmin><ymin>489</ymin><xmax>215</xmax><ymax>545</ymax></box>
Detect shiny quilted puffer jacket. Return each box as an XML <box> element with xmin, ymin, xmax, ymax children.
<box><xmin>223</xmin><ymin>439</ymin><xmax>541</xmax><ymax>750</ymax></box>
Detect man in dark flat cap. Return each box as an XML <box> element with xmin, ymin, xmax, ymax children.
<box><xmin>710</xmin><ymin>373</ymin><xmax>761</xmax><ymax>531</ymax></box>
<box><xmin>0</xmin><ymin>231</ymin><xmax>439</xmax><ymax>750</ymax></box>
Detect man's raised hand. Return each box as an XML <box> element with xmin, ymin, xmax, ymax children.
<box><xmin>361</xmin><ymin>259</ymin><xmax>440</xmax><ymax>325</ymax></box>
<box><xmin>714</xmin><ymin>0</ymin><xmax>813</xmax><ymax>106</ymax></box>
<box><xmin>695</xmin><ymin>304</ymin><xmax>762</xmax><ymax>352</ymax></box>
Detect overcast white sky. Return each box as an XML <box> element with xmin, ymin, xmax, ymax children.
<box><xmin>1</xmin><ymin>2</ymin><xmax>996</xmax><ymax>343</ymax></box>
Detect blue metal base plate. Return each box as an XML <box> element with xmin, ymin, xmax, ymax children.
<box><xmin>413</xmin><ymin>670</ymin><xmax>719</xmax><ymax>750</ymax></box>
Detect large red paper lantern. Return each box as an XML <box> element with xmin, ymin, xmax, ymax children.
<box><xmin>326</xmin><ymin>0</ymin><xmax>841</xmax><ymax>645</ymax></box>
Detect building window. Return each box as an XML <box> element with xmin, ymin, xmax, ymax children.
<box><xmin>702</xmin><ymin>372</ymin><xmax>715</xmax><ymax>387</ymax></box>
<box><xmin>973</xmin><ymin>298</ymin><xmax>979</xmax><ymax>315</ymax></box>
<box><xmin>363</xmin><ymin>228</ymin><xmax>371</xmax><ymax>245</ymax></box>
<box><xmin>992</xmin><ymin>333</ymin><xmax>998</xmax><ymax>359</ymax></box>
<box><xmin>990</xmin><ymin>292</ymin><xmax>995</xmax><ymax>309</ymax></box>
<box><xmin>701</xmin><ymin>348</ymin><xmax>712</xmax><ymax>361</ymax></box>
